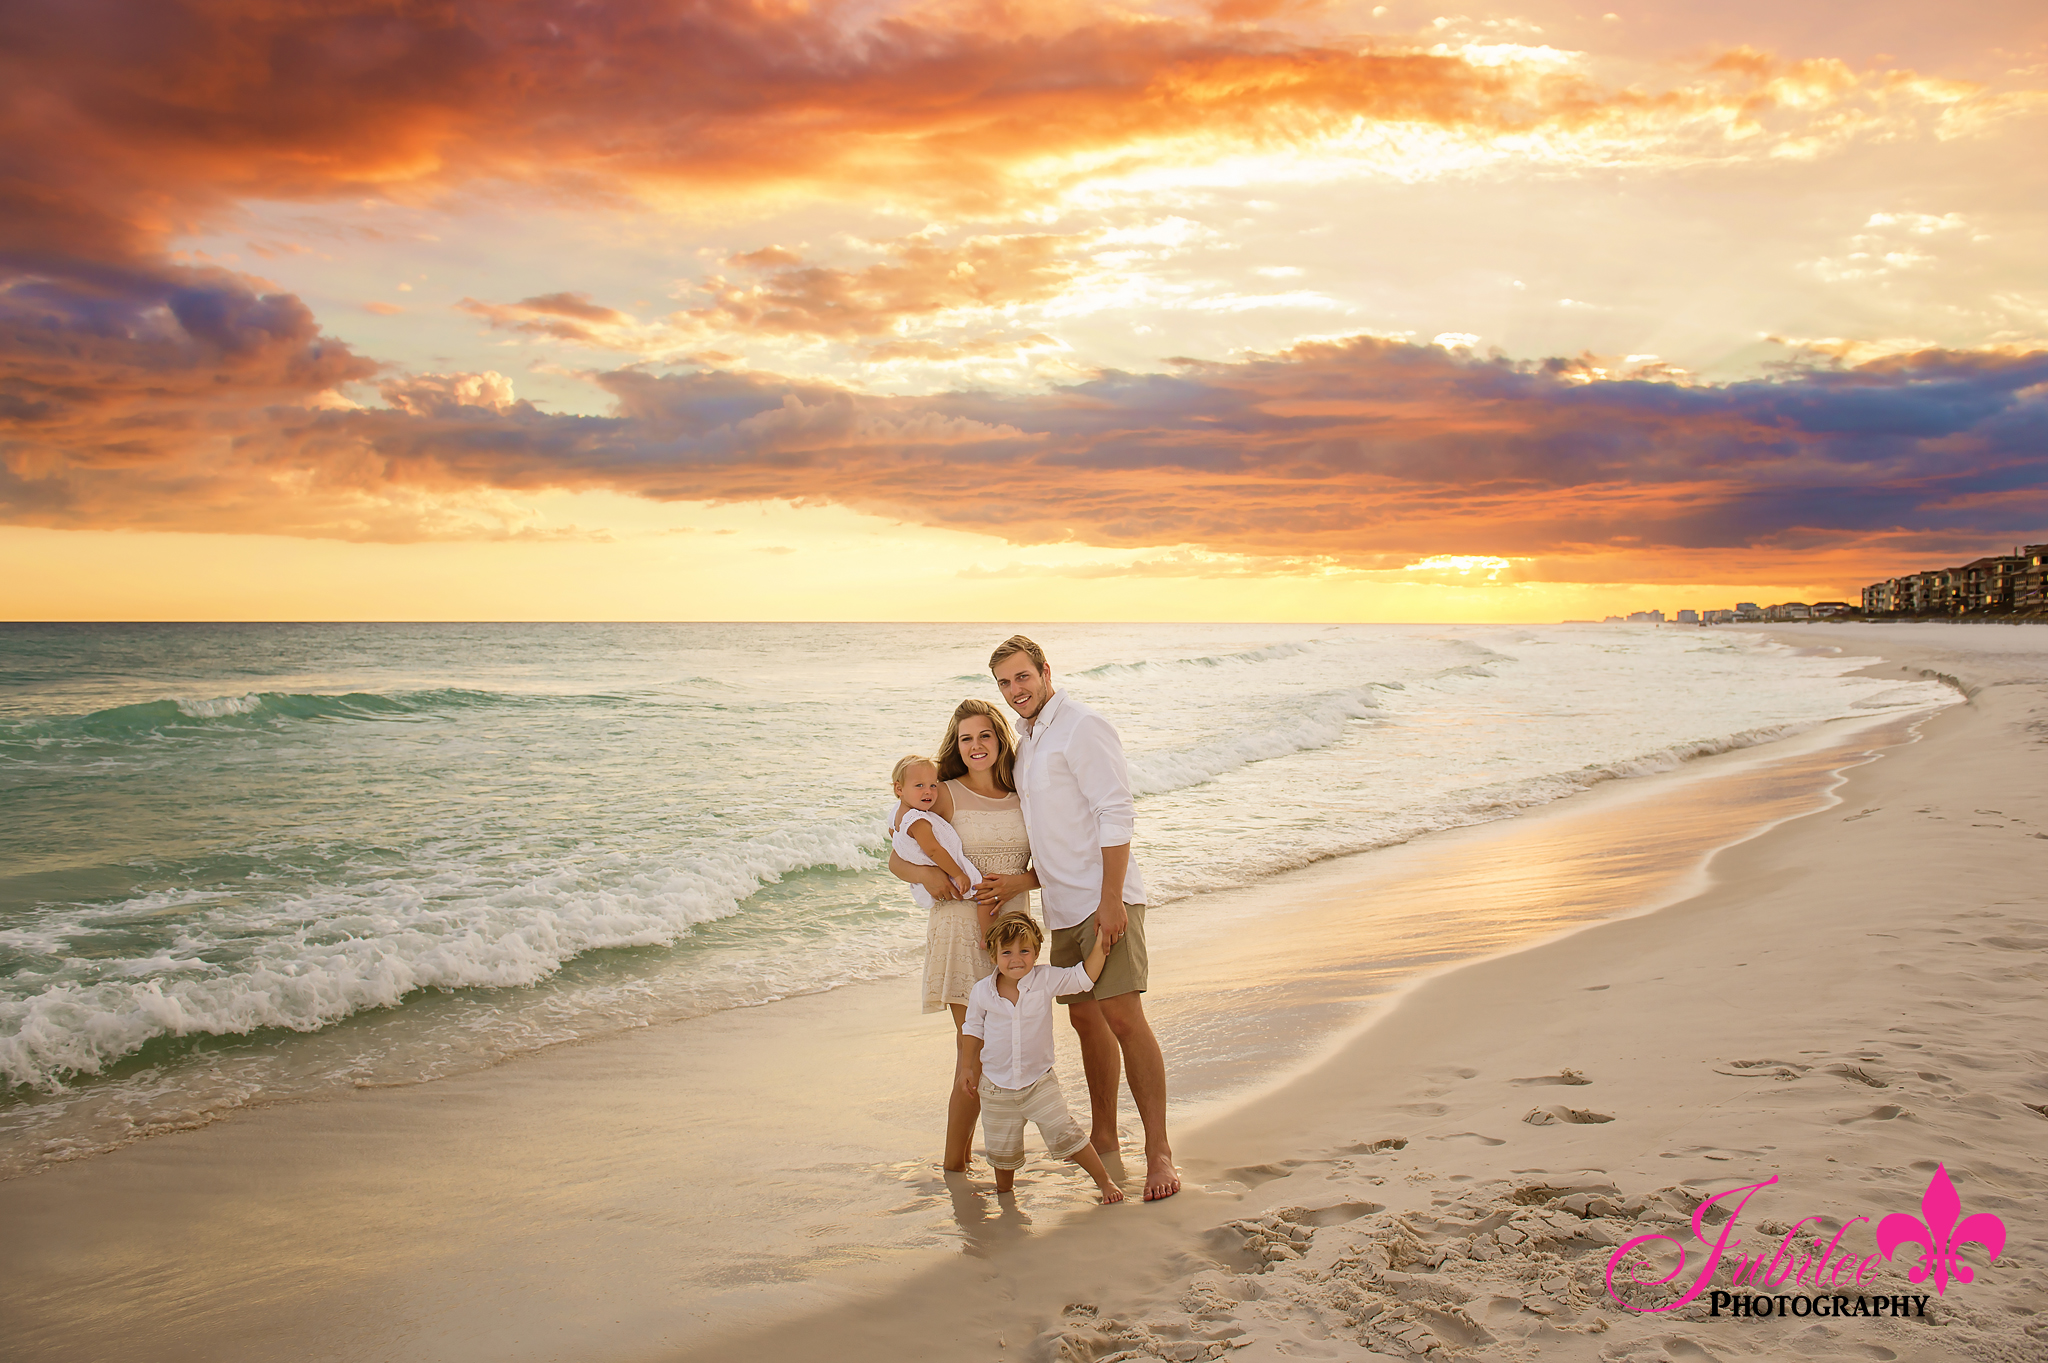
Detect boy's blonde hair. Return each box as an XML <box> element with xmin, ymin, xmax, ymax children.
<box><xmin>891</xmin><ymin>753</ymin><xmax>936</xmax><ymax>788</ymax></box>
<box><xmin>985</xmin><ymin>911</ymin><xmax>1044</xmax><ymax>958</ymax></box>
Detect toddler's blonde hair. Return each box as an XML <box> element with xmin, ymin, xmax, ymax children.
<box><xmin>985</xmin><ymin>911</ymin><xmax>1044</xmax><ymax>958</ymax></box>
<box><xmin>891</xmin><ymin>753</ymin><xmax>936</xmax><ymax>788</ymax></box>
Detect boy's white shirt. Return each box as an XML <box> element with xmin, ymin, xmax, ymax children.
<box><xmin>961</xmin><ymin>960</ymin><xmax>1097</xmax><ymax>1090</ymax></box>
<box><xmin>890</xmin><ymin>808</ymin><xmax>981</xmax><ymax>911</ymax></box>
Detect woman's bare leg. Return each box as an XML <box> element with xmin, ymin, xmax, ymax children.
<box><xmin>944</xmin><ymin>1002</ymin><xmax>979</xmax><ymax>1171</ymax></box>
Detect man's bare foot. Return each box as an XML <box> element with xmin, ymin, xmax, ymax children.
<box><xmin>1144</xmin><ymin>1153</ymin><xmax>1181</xmax><ymax>1201</ymax></box>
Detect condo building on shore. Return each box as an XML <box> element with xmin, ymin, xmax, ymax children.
<box><xmin>1861</xmin><ymin>544</ymin><xmax>2048</xmax><ymax>618</ymax></box>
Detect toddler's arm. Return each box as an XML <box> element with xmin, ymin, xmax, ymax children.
<box><xmin>1082</xmin><ymin>921</ymin><xmax>1112</xmax><ymax>982</ymax></box>
<box><xmin>888</xmin><ymin>848</ymin><xmax>960</xmax><ymax>900</ymax></box>
<box><xmin>958</xmin><ymin>1033</ymin><xmax>984</xmax><ymax>1095</ymax></box>
<box><xmin>908</xmin><ymin>819</ymin><xmax>974</xmax><ymax>896</ymax></box>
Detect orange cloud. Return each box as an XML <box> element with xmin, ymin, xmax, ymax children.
<box><xmin>7</xmin><ymin>336</ymin><xmax>2044</xmax><ymax>593</ymax></box>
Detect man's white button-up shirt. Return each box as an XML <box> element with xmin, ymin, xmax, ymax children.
<box><xmin>1014</xmin><ymin>690</ymin><xmax>1147</xmax><ymax>930</ymax></box>
<box><xmin>962</xmin><ymin>962</ymin><xmax>1099</xmax><ymax>1090</ymax></box>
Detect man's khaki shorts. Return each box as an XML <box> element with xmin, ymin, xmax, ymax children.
<box><xmin>1049</xmin><ymin>903</ymin><xmax>1148</xmax><ymax>1003</ymax></box>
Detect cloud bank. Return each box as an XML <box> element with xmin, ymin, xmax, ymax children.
<box><xmin>7</xmin><ymin>335</ymin><xmax>2043</xmax><ymax>579</ymax></box>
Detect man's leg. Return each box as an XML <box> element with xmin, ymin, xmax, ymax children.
<box><xmin>1065</xmin><ymin>997</ymin><xmax>1123</xmax><ymax>1153</ymax></box>
<box><xmin>1097</xmin><ymin>991</ymin><xmax>1178</xmax><ymax>1200</ymax></box>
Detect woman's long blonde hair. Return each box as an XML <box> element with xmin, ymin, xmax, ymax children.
<box><xmin>936</xmin><ymin>698</ymin><xmax>1018</xmax><ymax>793</ymax></box>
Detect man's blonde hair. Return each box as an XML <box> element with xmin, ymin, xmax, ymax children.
<box><xmin>989</xmin><ymin>634</ymin><xmax>1047</xmax><ymax>676</ymax></box>
<box><xmin>890</xmin><ymin>753</ymin><xmax>936</xmax><ymax>788</ymax></box>
<box><xmin>985</xmin><ymin>911</ymin><xmax>1044</xmax><ymax>958</ymax></box>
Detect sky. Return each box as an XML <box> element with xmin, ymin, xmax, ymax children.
<box><xmin>3</xmin><ymin>0</ymin><xmax>2046</xmax><ymax>621</ymax></box>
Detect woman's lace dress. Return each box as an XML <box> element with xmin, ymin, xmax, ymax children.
<box><xmin>922</xmin><ymin>779</ymin><xmax>1033</xmax><ymax>1013</ymax></box>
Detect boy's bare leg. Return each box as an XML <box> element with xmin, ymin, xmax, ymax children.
<box><xmin>994</xmin><ymin>1166</ymin><xmax>1016</xmax><ymax>1193</ymax></box>
<box><xmin>1098</xmin><ymin>992</ymin><xmax>1179</xmax><ymax>1200</ymax></box>
<box><xmin>1068</xmin><ymin>1143</ymin><xmax>1126</xmax><ymax>1204</ymax></box>
<box><xmin>944</xmin><ymin>1003</ymin><xmax>978</xmax><ymax>1172</ymax></box>
<box><xmin>1065</xmin><ymin>998</ymin><xmax>1123</xmax><ymax>1152</ymax></box>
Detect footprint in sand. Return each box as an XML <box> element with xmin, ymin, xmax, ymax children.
<box><xmin>1510</xmin><ymin>1069</ymin><xmax>1591</xmax><ymax>1087</ymax></box>
<box><xmin>1522</xmin><ymin>1106</ymin><xmax>1614</xmax><ymax>1125</ymax></box>
<box><xmin>1221</xmin><ymin>1160</ymin><xmax>1310</xmax><ymax>1187</ymax></box>
<box><xmin>1433</xmin><ymin>1132</ymin><xmax>1507</xmax><ymax>1146</ymax></box>
<box><xmin>1715</xmin><ymin>1058</ymin><xmax>1809</xmax><ymax>1079</ymax></box>
<box><xmin>1838</xmin><ymin>1104</ymin><xmax>1914</xmax><ymax>1124</ymax></box>
<box><xmin>1343</xmin><ymin>1137</ymin><xmax>1408</xmax><ymax>1154</ymax></box>
<box><xmin>1825</xmin><ymin>1063</ymin><xmax>1889</xmax><ymax>1088</ymax></box>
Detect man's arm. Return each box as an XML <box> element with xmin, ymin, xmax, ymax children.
<box><xmin>1065</xmin><ymin>714</ymin><xmax>1138</xmax><ymax>943</ymax></box>
<box><xmin>1095</xmin><ymin>843</ymin><xmax>1131</xmax><ymax>945</ymax></box>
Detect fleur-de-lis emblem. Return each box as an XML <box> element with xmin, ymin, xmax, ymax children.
<box><xmin>1876</xmin><ymin>1164</ymin><xmax>2006</xmax><ymax>1295</ymax></box>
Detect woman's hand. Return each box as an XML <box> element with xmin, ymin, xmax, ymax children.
<box><xmin>973</xmin><ymin>872</ymin><xmax>1034</xmax><ymax>911</ymax></box>
<box><xmin>958</xmin><ymin>1064</ymin><xmax>981</xmax><ymax>1097</ymax></box>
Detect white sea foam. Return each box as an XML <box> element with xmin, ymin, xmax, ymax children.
<box><xmin>174</xmin><ymin>694</ymin><xmax>265</xmax><ymax>719</ymax></box>
<box><xmin>0</xmin><ymin>818</ymin><xmax>881</xmax><ymax>1091</ymax></box>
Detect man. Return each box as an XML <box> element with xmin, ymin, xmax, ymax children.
<box><xmin>989</xmin><ymin>634</ymin><xmax>1178</xmax><ymax>1202</ymax></box>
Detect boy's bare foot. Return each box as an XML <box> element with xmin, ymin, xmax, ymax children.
<box><xmin>1144</xmin><ymin>1153</ymin><xmax>1181</xmax><ymax>1201</ymax></box>
<box><xmin>1099</xmin><ymin>1183</ymin><xmax>1126</xmax><ymax>1205</ymax></box>
<box><xmin>994</xmin><ymin>1168</ymin><xmax>1016</xmax><ymax>1194</ymax></box>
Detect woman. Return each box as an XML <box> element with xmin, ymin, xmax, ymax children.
<box><xmin>889</xmin><ymin>697</ymin><xmax>1039</xmax><ymax>1172</ymax></box>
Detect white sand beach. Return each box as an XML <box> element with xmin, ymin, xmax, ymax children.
<box><xmin>2</xmin><ymin>624</ymin><xmax>2042</xmax><ymax>1363</ymax></box>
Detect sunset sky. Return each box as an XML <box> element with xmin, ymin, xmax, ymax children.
<box><xmin>3</xmin><ymin>0</ymin><xmax>2045</xmax><ymax>621</ymax></box>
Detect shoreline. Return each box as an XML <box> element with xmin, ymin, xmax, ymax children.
<box><xmin>0</xmin><ymin>637</ymin><xmax>1989</xmax><ymax>1362</ymax></box>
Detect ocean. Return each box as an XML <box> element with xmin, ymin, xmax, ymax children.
<box><xmin>0</xmin><ymin>622</ymin><xmax>1950</xmax><ymax>1171</ymax></box>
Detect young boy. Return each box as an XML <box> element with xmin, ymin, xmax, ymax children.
<box><xmin>890</xmin><ymin>755</ymin><xmax>977</xmax><ymax>908</ymax></box>
<box><xmin>959</xmin><ymin>913</ymin><xmax>1125</xmax><ymax>1204</ymax></box>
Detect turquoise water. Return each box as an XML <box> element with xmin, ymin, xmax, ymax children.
<box><xmin>0</xmin><ymin>621</ymin><xmax>1947</xmax><ymax>1168</ymax></box>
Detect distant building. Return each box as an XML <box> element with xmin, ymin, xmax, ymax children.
<box><xmin>1860</xmin><ymin>544</ymin><xmax>2048</xmax><ymax>617</ymax></box>
<box><xmin>1626</xmin><ymin>610</ymin><xmax>1666</xmax><ymax>623</ymax></box>
<box><xmin>1810</xmin><ymin>601</ymin><xmax>1853</xmax><ymax>618</ymax></box>
<box><xmin>1675</xmin><ymin>609</ymin><xmax>1699</xmax><ymax>623</ymax></box>
<box><xmin>1703</xmin><ymin>609</ymin><xmax>1736</xmax><ymax>624</ymax></box>
<box><xmin>1602</xmin><ymin>615</ymin><xmax>1625</xmax><ymax>624</ymax></box>
<box><xmin>1736</xmin><ymin>603</ymin><xmax>1758</xmax><ymax>613</ymax></box>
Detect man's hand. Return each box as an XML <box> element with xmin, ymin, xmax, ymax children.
<box><xmin>1095</xmin><ymin>898</ymin><xmax>1129</xmax><ymax>949</ymax></box>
